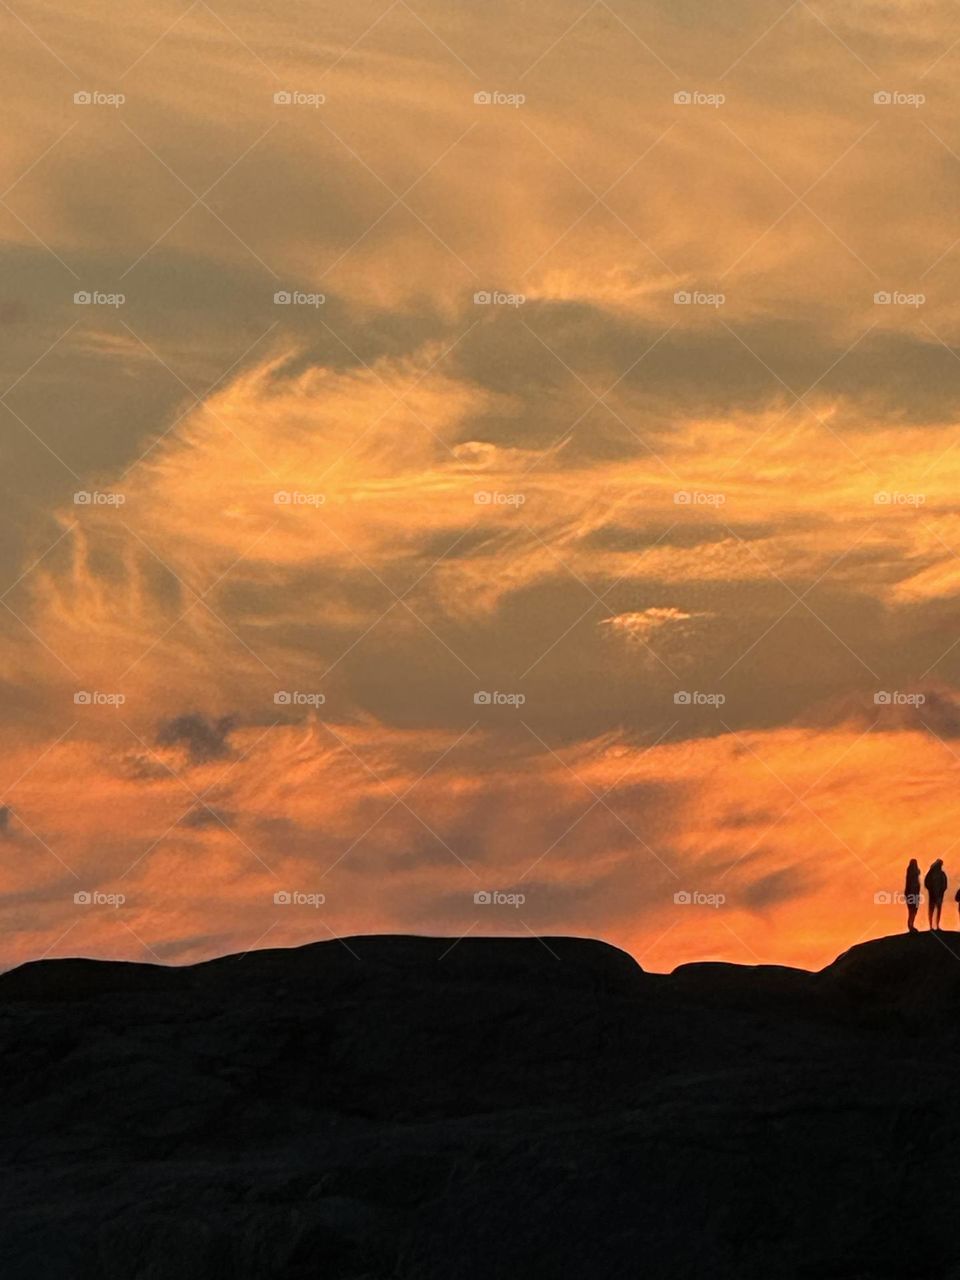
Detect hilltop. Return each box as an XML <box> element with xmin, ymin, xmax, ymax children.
<box><xmin>2</xmin><ymin>931</ymin><xmax>959</xmax><ymax>1278</ymax></box>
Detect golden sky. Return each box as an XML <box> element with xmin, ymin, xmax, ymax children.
<box><xmin>3</xmin><ymin>0</ymin><xmax>960</xmax><ymax>971</ymax></box>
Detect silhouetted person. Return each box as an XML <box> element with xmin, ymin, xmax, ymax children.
<box><xmin>905</xmin><ymin>859</ymin><xmax>921</xmax><ymax>932</ymax></box>
<box><xmin>924</xmin><ymin>859</ymin><xmax>948</xmax><ymax>930</ymax></box>
<box><xmin>955</xmin><ymin>886</ymin><xmax>960</xmax><ymax>928</ymax></box>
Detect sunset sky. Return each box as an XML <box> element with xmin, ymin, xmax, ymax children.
<box><xmin>3</xmin><ymin>0</ymin><xmax>960</xmax><ymax>972</ymax></box>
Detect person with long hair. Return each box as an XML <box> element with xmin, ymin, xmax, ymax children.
<box><xmin>905</xmin><ymin>859</ymin><xmax>921</xmax><ymax>932</ymax></box>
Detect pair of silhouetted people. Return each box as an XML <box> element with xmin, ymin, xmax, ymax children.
<box><xmin>904</xmin><ymin>858</ymin><xmax>949</xmax><ymax>931</ymax></box>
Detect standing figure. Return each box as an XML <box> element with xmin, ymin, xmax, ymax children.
<box><xmin>905</xmin><ymin>859</ymin><xmax>921</xmax><ymax>932</ymax></box>
<box><xmin>924</xmin><ymin>859</ymin><xmax>948</xmax><ymax>931</ymax></box>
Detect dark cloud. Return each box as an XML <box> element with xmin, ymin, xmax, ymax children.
<box><xmin>740</xmin><ymin>865</ymin><xmax>816</xmax><ymax>913</ymax></box>
<box><xmin>796</xmin><ymin>685</ymin><xmax>960</xmax><ymax>738</ymax></box>
<box><xmin>156</xmin><ymin>715</ymin><xmax>235</xmax><ymax>764</ymax></box>
<box><xmin>179</xmin><ymin>805</ymin><xmax>235</xmax><ymax>829</ymax></box>
<box><xmin>456</xmin><ymin>307</ymin><xmax>960</xmax><ymax>450</ymax></box>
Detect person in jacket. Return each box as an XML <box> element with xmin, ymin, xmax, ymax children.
<box><xmin>924</xmin><ymin>859</ymin><xmax>948</xmax><ymax>931</ymax></box>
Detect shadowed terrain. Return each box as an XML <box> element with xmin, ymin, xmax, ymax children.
<box><xmin>2</xmin><ymin>931</ymin><xmax>960</xmax><ymax>1279</ymax></box>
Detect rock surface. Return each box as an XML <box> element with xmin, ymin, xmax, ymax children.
<box><xmin>1</xmin><ymin>931</ymin><xmax>959</xmax><ymax>1278</ymax></box>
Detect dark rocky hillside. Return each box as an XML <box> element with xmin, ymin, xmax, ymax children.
<box><xmin>2</xmin><ymin>931</ymin><xmax>959</xmax><ymax>1279</ymax></box>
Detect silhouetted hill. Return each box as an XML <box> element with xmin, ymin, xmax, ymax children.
<box><xmin>2</xmin><ymin>932</ymin><xmax>959</xmax><ymax>1279</ymax></box>
<box><xmin>821</xmin><ymin>928</ymin><xmax>960</xmax><ymax>1002</ymax></box>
